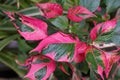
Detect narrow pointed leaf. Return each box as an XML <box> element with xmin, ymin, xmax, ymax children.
<box><xmin>0</xmin><ymin>4</ymin><xmax>18</xmax><ymax>11</ymax></box>
<box><xmin>0</xmin><ymin>34</ymin><xmax>19</xmax><ymax>51</ymax></box>
<box><xmin>0</xmin><ymin>51</ymin><xmax>26</xmax><ymax>77</ymax></box>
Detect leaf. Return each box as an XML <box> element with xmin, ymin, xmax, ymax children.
<box><xmin>86</xmin><ymin>49</ymin><xmax>105</xmax><ymax>71</ymax></box>
<box><xmin>0</xmin><ymin>31</ymin><xmax>9</xmax><ymax>39</ymax></box>
<box><xmin>19</xmin><ymin>0</ymin><xmax>32</xmax><ymax>8</ymax></box>
<box><xmin>34</xmin><ymin>67</ymin><xmax>47</xmax><ymax>80</ymax></box>
<box><xmin>14</xmin><ymin>20</ymin><xmax>34</xmax><ymax>32</ymax></box>
<box><xmin>71</xmin><ymin>21</ymin><xmax>89</xmax><ymax>41</ymax></box>
<box><xmin>0</xmin><ymin>51</ymin><xmax>26</xmax><ymax>77</ymax></box>
<box><xmin>95</xmin><ymin>30</ymin><xmax>114</xmax><ymax>42</ymax></box>
<box><xmin>59</xmin><ymin>63</ymin><xmax>70</xmax><ymax>75</ymax></box>
<box><xmin>76</xmin><ymin>61</ymin><xmax>89</xmax><ymax>74</ymax></box>
<box><xmin>51</xmin><ymin>16</ymin><xmax>68</xmax><ymax>30</ymax></box>
<box><xmin>31</xmin><ymin>32</ymin><xmax>78</xmax><ymax>62</ymax></box>
<box><xmin>18</xmin><ymin>7</ymin><xmax>40</xmax><ymax>16</ymax></box>
<box><xmin>17</xmin><ymin>38</ymin><xmax>32</xmax><ymax>53</ymax></box>
<box><xmin>42</xmin><ymin>43</ymin><xmax>75</xmax><ymax>61</ymax></box>
<box><xmin>25</xmin><ymin>55</ymin><xmax>56</xmax><ymax>80</ymax></box>
<box><xmin>0</xmin><ymin>34</ymin><xmax>19</xmax><ymax>51</ymax></box>
<box><xmin>80</xmin><ymin>0</ymin><xmax>100</xmax><ymax>12</ymax></box>
<box><xmin>31</xmin><ymin>0</ymin><xmax>50</xmax><ymax>3</ymax></box>
<box><xmin>54</xmin><ymin>64</ymin><xmax>72</xmax><ymax>80</ymax></box>
<box><xmin>90</xmin><ymin>69</ymin><xmax>98</xmax><ymax>80</ymax></box>
<box><xmin>37</xmin><ymin>3</ymin><xmax>63</xmax><ymax>18</ymax></box>
<box><xmin>63</xmin><ymin>0</ymin><xmax>75</xmax><ymax>11</ymax></box>
<box><xmin>67</xmin><ymin>6</ymin><xmax>95</xmax><ymax>22</ymax></box>
<box><xmin>9</xmin><ymin>13</ymin><xmax>48</xmax><ymax>40</ymax></box>
<box><xmin>0</xmin><ymin>4</ymin><xmax>18</xmax><ymax>11</ymax></box>
<box><xmin>54</xmin><ymin>0</ymin><xmax>65</xmax><ymax>5</ymax></box>
<box><xmin>0</xmin><ymin>21</ymin><xmax>16</xmax><ymax>31</ymax></box>
<box><xmin>105</xmin><ymin>0</ymin><xmax>120</xmax><ymax>13</ymax></box>
<box><xmin>90</xmin><ymin>19</ymin><xmax>117</xmax><ymax>41</ymax></box>
<box><xmin>110</xmin><ymin>20</ymin><xmax>120</xmax><ymax>46</ymax></box>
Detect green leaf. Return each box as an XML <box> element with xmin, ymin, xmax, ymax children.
<box><xmin>31</xmin><ymin>0</ymin><xmax>51</xmax><ymax>3</ymax></box>
<box><xmin>0</xmin><ymin>51</ymin><xmax>26</xmax><ymax>77</ymax></box>
<box><xmin>0</xmin><ymin>32</ymin><xmax>9</xmax><ymax>39</ymax></box>
<box><xmin>0</xmin><ymin>21</ymin><xmax>16</xmax><ymax>31</ymax></box>
<box><xmin>71</xmin><ymin>21</ymin><xmax>89</xmax><ymax>41</ymax></box>
<box><xmin>42</xmin><ymin>43</ymin><xmax>75</xmax><ymax>61</ymax></box>
<box><xmin>86</xmin><ymin>51</ymin><xmax>97</xmax><ymax>70</ymax></box>
<box><xmin>54</xmin><ymin>0</ymin><xmax>65</xmax><ymax>5</ymax></box>
<box><xmin>19</xmin><ymin>0</ymin><xmax>32</xmax><ymax>8</ymax></box>
<box><xmin>86</xmin><ymin>49</ymin><xmax>105</xmax><ymax>71</ymax></box>
<box><xmin>18</xmin><ymin>7</ymin><xmax>40</xmax><ymax>16</ymax></box>
<box><xmin>95</xmin><ymin>30</ymin><xmax>114</xmax><ymax>42</ymax></box>
<box><xmin>76</xmin><ymin>61</ymin><xmax>89</xmax><ymax>74</ymax></box>
<box><xmin>108</xmin><ymin>63</ymin><xmax>118</xmax><ymax>78</ymax></box>
<box><xmin>0</xmin><ymin>34</ymin><xmax>19</xmax><ymax>51</ymax></box>
<box><xmin>110</xmin><ymin>20</ymin><xmax>120</xmax><ymax>46</ymax></box>
<box><xmin>90</xmin><ymin>69</ymin><xmax>98</xmax><ymax>80</ymax></box>
<box><xmin>105</xmin><ymin>0</ymin><xmax>120</xmax><ymax>13</ymax></box>
<box><xmin>0</xmin><ymin>4</ymin><xmax>18</xmax><ymax>11</ymax></box>
<box><xmin>51</xmin><ymin>16</ymin><xmax>68</xmax><ymax>30</ymax></box>
<box><xmin>80</xmin><ymin>0</ymin><xmax>100</xmax><ymax>12</ymax></box>
<box><xmin>54</xmin><ymin>64</ymin><xmax>72</xmax><ymax>80</ymax></box>
<box><xmin>18</xmin><ymin>38</ymin><xmax>32</xmax><ymax>53</ymax></box>
<box><xmin>63</xmin><ymin>0</ymin><xmax>74</xmax><ymax>11</ymax></box>
<box><xmin>114</xmin><ymin>67</ymin><xmax>120</xmax><ymax>79</ymax></box>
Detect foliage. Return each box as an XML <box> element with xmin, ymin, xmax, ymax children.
<box><xmin>0</xmin><ymin>0</ymin><xmax>120</xmax><ymax>80</ymax></box>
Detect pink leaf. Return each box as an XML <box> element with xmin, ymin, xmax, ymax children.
<box><xmin>24</xmin><ymin>55</ymin><xmax>56</xmax><ymax>80</ymax></box>
<box><xmin>37</xmin><ymin>3</ymin><xmax>63</xmax><ymax>18</ymax></box>
<box><xmin>7</xmin><ymin>13</ymin><xmax>48</xmax><ymax>40</ymax></box>
<box><xmin>67</xmin><ymin>6</ymin><xmax>95</xmax><ymax>22</ymax></box>
<box><xmin>97</xmin><ymin>52</ymin><xmax>120</xmax><ymax>78</ymax></box>
<box><xmin>90</xmin><ymin>19</ymin><xmax>117</xmax><ymax>41</ymax></box>
<box><xmin>74</xmin><ymin>42</ymin><xmax>88</xmax><ymax>63</ymax></box>
<box><xmin>31</xmin><ymin>32</ymin><xmax>87</xmax><ymax>63</ymax></box>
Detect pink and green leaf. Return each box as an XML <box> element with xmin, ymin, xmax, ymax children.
<box><xmin>37</xmin><ymin>3</ymin><xmax>63</xmax><ymax>18</ymax></box>
<box><xmin>90</xmin><ymin>19</ymin><xmax>117</xmax><ymax>41</ymax></box>
<box><xmin>42</xmin><ymin>43</ymin><xmax>75</xmax><ymax>62</ymax></box>
<box><xmin>86</xmin><ymin>49</ymin><xmax>105</xmax><ymax>76</ymax></box>
<box><xmin>67</xmin><ymin>6</ymin><xmax>95</xmax><ymax>22</ymax></box>
<box><xmin>7</xmin><ymin>13</ymin><xmax>48</xmax><ymax>40</ymax></box>
<box><xmin>25</xmin><ymin>55</ymin><xmax>56</xmax><ymax>80</ymax></box>
<box><xmin>31</xmin><ymin>32</ymin><xmax>87</xmax><ymax>62</ymax></box>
